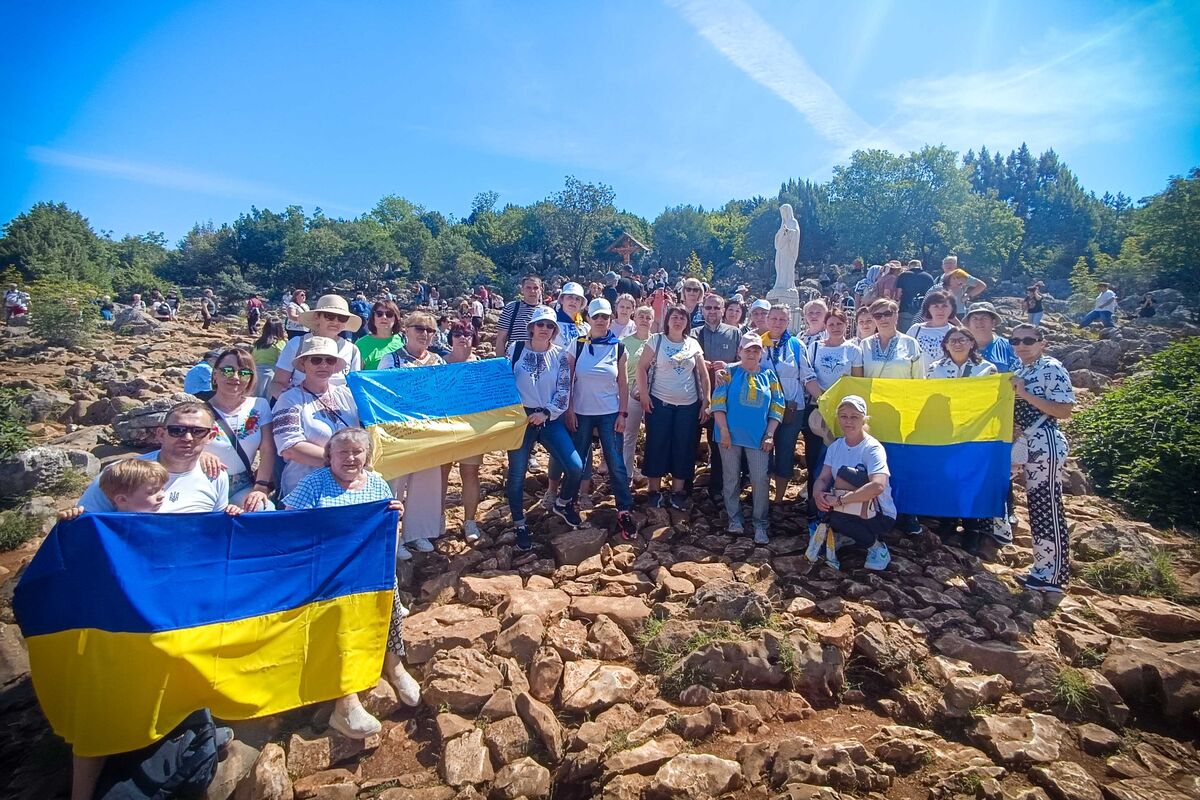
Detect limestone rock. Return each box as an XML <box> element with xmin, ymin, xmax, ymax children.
<box><xmin>606</xmin><ymin>736</ymin><xmax>684</xmax><ymax>776</ymax></box>
<box><xmin>690</xmin><ymin>580</ymin><xmax>773</xmax><ymax>626</ymax></box>
<box><xmin>442</xmin><ymin>729</ymin><xmax>494</xmax><ymax>787</ymax></box>
<box><xmin>668</xmin><ymin>561</ymin><xmax>734</xmax><ymax>586</ymax></box>
<box><xmin>588</xmin><ymin>614</ymin><xmax>635</xmax><ymax>661</ymax></box>
<box><xmin>232</xmin><ymin>742</ymin><xmax>293</xmax><ymax>800</ymax></box>
<box><xmin>491</xmin><ymin>757</ymin><xmax>550</xmax><ymax>800</ymax></box>
<box><xmin>500</xmin><ymin>588</ymin><xmax>570</xmax><ymax>624</ymax></box>
<box><xmin>1076</xmin><ymin>723</ymin><xmax>1121</xmax><ymax>756</ymax></box>
<box><xmin>551</xmin><ymin>527</ymin><xmax>608</xmax><ymax>565</ymax></box>
<box><xmin>204</xmin><ymin>740</ymin><xmax>260</xmax><ymax>800</ymax></box>
<box><xmin>569</xmin><ymin>595</ymin><xmax>651</xmax><ymax>636</ymax></box>
<box><xmin>291</xmin><ymin>768</ymin><xmax>356</xmax><ymax>800</ymax></box>
<box><xmin>458</xmin><ymin>575</ymin><xmax>523</xmax><ymax>607</ymax></box>
<box><xmin>560</xmin><ymin>659</ymin><xmax>640</xmax><ymax>713</ymax></box>
<box><xmin>479</xmin><ymin>688</ymin><xmax>518</xmax><ymax>721</ymax></box>
<box><xmin>970</xmin><ymin>713</ymin><xmax>1068</xmax><ymax>767</ymax></box>
<box><xmin>515</xmin><ymin>692</ymin><xmax>565</xmax><ymax>763</ymax></box>
<box><xmin>113</xmin><ymin>306</ymin><xmax>162</xmax><ymax>335</ymax></box>
<box><xmin>422</xmin><ymin>648</ymin><xmax>504</xmax><ymax>714</ymax></box>
<box><xmin>1100</xmin><ymin>637</ymin><xmax>1200</xmax><ymax>721</ymax></box>
<box><xmin>1101</xmin><ymin>777</ymin><xmax>1193</xmax><ymax>800</ymax></box>
<box><xmin>111</xmin><ymin>392</ymin><xmax>197</xmax><ymax>445</ymax></box>
<box><xmin>483</xmin><ymin>715</ymin><xmax>531</xmax><ymax>766</ymax></box>
<box><xmin>285</xmin><ymin>732</ymin><xmax>377</xmax><ymax>779</ymax></box>
<box><xmin>528</xmin><ymin>646</ymin><xmax>564</xmax><ymax>702</ymax></box>
<box><xmin>494</xmin><ymin>614</ymin><xmax>545</xmax><ymax>663</ymax></box>
<box><xmin>1029</xmin><ymin>761</ymin><xmax>1102</xmax><ymax>800</ymax></box>
<box><xmin>646</xmin><ymin>754</ymin><xmax>742</xmax><ymax>799</ymax></box>
<box><xmin>943</xmin><ymin>674</ymin><xmax>1012</xmax><ymax>714</ymax></box>
<box><xmin>0</xmin><ymin>446</ymin><xmax>87</xmax><ymax>496</ymax></box>
<box><xmin>405</xmin><ymin>605</ymin><xmax>500</xmax><ymax>665</ymax></box>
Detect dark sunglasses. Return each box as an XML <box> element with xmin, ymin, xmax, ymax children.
<box><xmin>703</xmin><ymin>305</ymin><xmax>723</xmax><ymax>311</ymax></box>
<box><xmin>452</xmin><ymin>330</ymin><xmax>473</xmax><ymax>338</ymax></box>
<box><xmin>684</xmin><ymin>287</ymin><xmax>702</xmax><ymax>292</ymax></box>
<box><xmin>871</xmin><ymin>310</ymin><xmax>896</xmax><ymax>319</ymax></box>
<box><xmin>374</xmin><ymin>309</ymin><xmax>395</xmax><ymax>318</ymax></box>
<box><xmin>218</xmin><ymin>366</ymin><xmax>254</xmax><ymax>378</ymax></box>
<box><xmin>305</xmin><ymin>355</ymin><xmax>341</xmax><ymax>366</ymax></box>
<box><xmin>165</xmin><ymin>425</ymin><xmax>211</xmax><ymax>439</ymax></box>
<box><xmin>1011</xmin><ymin>336</ymin><xmax>1042</xmax><ymax>346</ymax></box>
<box><xmin>532</xmin><ymin>320</ymin><xmax>556</xmax><ymax>329</ymax></box>
<box><xmin>317</xmin><ymin>311</ymin><xmax>348</xmax><ymax>322</ymax></box>
<box><xmin>409</xmin><ymin>326</ymin><xmax>436</xmax><ymax>334</ymax></box>
<box><xmin>590</xmin><ymin>313</ymin><xmax>611</xmax><ymax>320</ymax></box>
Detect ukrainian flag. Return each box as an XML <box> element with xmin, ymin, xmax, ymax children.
<box><xmin>13</xmin><ymin>501</ymin><xmax>398</xmax><ymax>757</ymax></box>
<box><xmin>818</xmin><ymin>375</ymin><xmax>1014</xmax><ymax>518</ymax></box>
<box><xmin>348</xmin><ymin>358</ymin><xmax>528</xmax><ymax>480</ymax></box>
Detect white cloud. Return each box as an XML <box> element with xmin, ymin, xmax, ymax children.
<box><xmin>666</xmin><ymin>0</ymin><xmax>892</xmax><ymax>155</ymax></box>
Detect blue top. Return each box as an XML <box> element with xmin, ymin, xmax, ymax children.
<box><xmin>184</xmin><ymin>361</ymin><xmax>213</xmax><ymax>394</ymax></box>
<box><xmin>710</xmin><ymin>365</ymin><xmax>785</xmax><ymax>448</ymax></box>
<box><xmin>980</xmin><ymin>336</ymin><xmax>1018</xmax><ymax>373</ymax></box>
<box><xmin>283</xmin><ymin>468</ymin><xmax>394</xmax><ymax>509</ymax></box>
<box><xmin>350</xmin><ymin>298</ymin><xmax>372</xmax><ymax>325</ymax></box>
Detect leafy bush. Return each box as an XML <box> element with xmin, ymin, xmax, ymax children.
<box><xmin>1070</xmin><ymin>337</ymin><xmax>1200</xmax><ymax>525</ymax></box>
<box><xmin>1079</xmin><ymin>551</ymin><xmax>1181</xmax><ymax>599</ymax></box>
<box><xmin>0</xmin><ymin>511</ymin><xmax>44</xmax><ymax>552</ymax></box>
<box><xmin>28</xmin><ymin>278</ymin><xmax>101</xmax><ymax>349</ymax></box>
<box><xmin>0</xmin><ymin>389</ymin><xmax>32</xmax><ymax>458</ymax></box>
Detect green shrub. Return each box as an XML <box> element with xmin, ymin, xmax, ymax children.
<box><xmin>28</xmin><ymin>278</ymin><xmax>101</xmax><ymax>349</ymax></box>
<box><xmin>0</xmin><ymin>511</ymin><xmax>44</xmax><ymax>551</ymax></box>
<box><xmin>1079</xmin><ymin>550</ymin><xmax>1181</xmax><ymax>599</ymax></box>
<box><xmin>1070</xmin><ymin>337</ymin><xmax>1200</xmax><ymax>525</ymax></box>
<box><xmin>0</xmin><ymin>389</ymin><xmax>32</xmax><ymax>458</ymax></box>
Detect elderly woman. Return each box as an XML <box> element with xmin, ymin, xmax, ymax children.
<box><xmin>506</xmin><ymin>306</ymin><xmax>584</xmax><ymax>550</ymax></box>
<box><xmin>443</xmin><ymin>321</ymin><xmax>483</xmax><ymax>543</ymax></box>
<box><xmin>273</xmin><ymin>337</ymin><xmax>359</xmax><ymax>499</ymax></box>
<box><xmin>762</xmin><ymin>304</ymin><xmax>818</xmax><ymax>504</ymax></box>
<box><xmin>1010</xmin><ymin>324</ymin><xmax>1076</xmax><ymax>593</ymax></box>
<box><xmin>964</xmin><ymin>302</ymin><xmax>1016</xmax><ymax>373</ymax></box>
<box><xmin>612</xmin><ymin>294</ymin><xmax>638</xmax><ymax>339</ymax></box>
<box><xmin>356</xmin><ymin>299</ymin><xmax>406</xmax><ymax>370</ymax></box>
<box><xmin>566</xmin><ymin>299</ymin><xmax>637</xmax><ymax>538</ymax></box>
<box><xmin>637</xmin><ymin>305</ymin><xmax>710</xmax><ymax>511</ymax></box>
<box><xmin>798</xmin><ymin>299</ymin><xmax>828</xmax><ymax>347</ymax></box>
<box><xmin>553</xmin><ymin>282</ymin><xmax>590</xmax><ymax>348</ymax></box>
<box><xmin>743</xmin><ymin>299</ymin><xmax>771</xmax><ymax>334</ymax></box>
<box><xmin>906</xmin><ymin>289</ymin><xmax>957</xmax><ymax>374</ymax></box>
<box><xmin>379</xmin><ymin>312</ymin><xmax>448</xmax><ymax>558</ymax></box>
<box><xmin>282</xmin><ymin>427</ymin><xmax>421</xmax><ymax>738</ymax></box>
<box><xmin>812</xmin><ymin>395</ymin><xmax>896</xmax><ymax>571</ymax></box>
<box><xmin>712</xmin><ymin>333</ymin><xmax>784</xmax><ymax>543</ymax></box>
<box><xmin>270</xmin><ymin>294</ymin><xmax>362</xmax><ymax>399</ymax></box>
<box><xmin>204</xmin><ymin>348</ymin><xmax>276</xmax><ymax>511</ymax></box>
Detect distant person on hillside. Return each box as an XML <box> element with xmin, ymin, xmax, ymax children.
<box><xmin>1138</xmin><ymin>294</ymin><xmax>1157</xmax><ymax>318</ymax></box>
<box><xmin>469</xmin><ymin>294</ymin><xmax>485</xmax><ymax>332</ymax></box>
<box><xmin>431</xmin><ymin>315</ymin><xmax>452</xmax><ymax>356</ymax></box>
<box><xmin>284</xmin><ymin>289</ymin><xmax>310</xmax><ymax>339</ymax></box>
<box><xmin>129</xmin><ymin>293</ymin><xmax>146</xmax><ymax>312</ymax></box>
<box><xmin>153</xmin><ymin>296</ymin><xmax>175</xmax><ymax>322</ymax></box>
<box><xmin>1080</xmin><ymin>282</ymin><xmax>1118</xmax><ymax>328</ymax></box>
<box><xmin>428</xmin><ymin>285</ymin><xmax>440</xmax><ymax>306</ymax></box>
<box><xmin>894</xmin><ymin>262</ymin><xmax>935</xmax><ymax>332</ymax></box>
<box><xmin>1022</xmin><ymin>285</ymin><xmax>1044</xmax><ymax>326</ymax></box>
<box><xmin>252</xmin><ymin>320</ymin><xmax>286</xmax><ymax>397</ymax></box>
<box><xmin>934</xmin><ymin>255</ymin><xmax>986</xmax><ymax>305</ymax></box>
<box><xmin>246</xmin><ymin>293</ymin><xmax>265</xmax><ymax>335</ymax></box>
<box><xmin>4</xmin><ymin>284</ymin><xmax>27</xmax><ymax>323</ymax></box>
<box><xmin>349</xmin><ymin>291</ymin><xmax>372</xmax><ymax>339</ymax></box>
<box><xmin>616</xmin><ymin>267</ymin><xmax>642</xmax><ymax>300</ymax></box>
<box><xmin>200</xmin><ymin>289</ymin><xmax>217</xmax><ymax>330</ymax></box>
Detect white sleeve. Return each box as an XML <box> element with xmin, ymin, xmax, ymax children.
<box><xmin>865</xmin><ymin>440</ymin><xmax>891</xmax><ymax>477</ymax></box>
<box><xmin>276</xmin><ymin>336</ymin><xmax>299</xmax><ymax>370</ymax></box>
<box><xmin>212</xmin><ymin>471</ymin><xmax>230</xmax><ymax>510</ymax></box>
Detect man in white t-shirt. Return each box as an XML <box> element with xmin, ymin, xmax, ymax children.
<box><xmin>78</xmin><ymin>402</ymin><xmax>230</xmax><ymax>513</ymax></box>
<box><xmin>1080</xmin><ymin>282</ymin><xmax>1118</xmax><ymax>328</ymax></box>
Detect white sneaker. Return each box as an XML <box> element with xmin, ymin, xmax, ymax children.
<box><xmin>865</xmin><ymin>541</ymin><xmax>892</xmax><ymax>571</ymax></box>
<box><xmin>329</xmin><ymin>700</ymin><xmax>381</xmax><ymax>739</ymax></box>
<box><xmin>463</xmin><ymin>520</ymin><xmax>482</xmax><ymax>543</ymax></box>
<box><xmin>411</xmin><ymin>538</ymin><xmax>435</xmax><ymax>553</ymax></box>
<box><xmin>385</xmin><ymin>656</ymin><xmax>421</xmax><ymax>707</ymax></box>
<box><xmin>805</xmin><ymin>523</ymin><xmax>827</xmax><ymax>561</ymax></box>
<box><xmin>395</xmin><ymin>544</ymin><xmax>413</xmax><ymax>562</ymax></box>
<box><xmin>540</xmin><ymin>489</ymin><xmax>558</xmax><ymax>510</ymax></box>
<box><xmin>753</xmin><ymin>528</ymin><xmax>769</xmax><ymax>545</ymax></box>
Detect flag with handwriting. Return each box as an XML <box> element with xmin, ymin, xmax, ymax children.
<box><xmin>13</xmin><ymin>501</ymin><xmax>397</xmax><ymax>756</ymax></box>
<box><xmin>817</xmin><ymin>375</ymin><xmax>1014</xmax><ymax>517</ymax></box>
<box><xmin>348</xmin><ymin>358</ymin><xmax>528</xmax><ymax>479</ymax></box>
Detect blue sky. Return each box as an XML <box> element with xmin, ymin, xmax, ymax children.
<box><xmin>3</xmin><ymin>0</ymin><xmax>1198</xmax><ymax>242</ymax></box>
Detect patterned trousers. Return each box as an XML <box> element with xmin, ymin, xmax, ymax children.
<box><xmin>1024</xmin><ymin>441</ymin><xmax>1070</xmax><ymax>586</ymax></box>
<box><xmin>387</xmin><ymin>584</ymin><xmax>406</xmax><ymax>656</ymax></box>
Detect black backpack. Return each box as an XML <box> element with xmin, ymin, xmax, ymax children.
<box><xmin>93</xmin><ymin>709</ymin><xmax>221</xmax><ymax>799</ymax></box>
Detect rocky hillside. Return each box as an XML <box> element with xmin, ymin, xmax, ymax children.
<box><xmin>0</xmin><ymin>302</ymin><xmax>1198</xmax><ymax>800</ymax></box>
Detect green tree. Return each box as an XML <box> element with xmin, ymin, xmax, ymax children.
<box><xmin>422</xmin><ymin>225</ymin><xmax>496</xmax><ymax>296</ymax></box>
<box><xmin>955</xmin><ymin>192</ymin><xmax>1024</xmax><ymax>281</ymax></box>
<box><xmin>652</xmin><ymin>205</ymin><xmax>716</xmax><ymax>270</ymax></box>
<box><xmin>1067</xmin><ymin>255</ymin><xmax>1097</xmax><ymax>315</ymax></box>
<box><xmin>110</xmin><ymin>232</ymin><xmax>170</xmax><ymax>296</ymax></box>
<box><xmin>159</xmin><ymin>222</ymin><xmax>238</xmax><ymax>286</ymax></box>
<box><xmin>1134</xmin><ymin>168</ymin><xmax>1200</xmax><ymax>295</ymax></box>
<box><xmin>371</xmin><ymin>195</ymin><xmax>435</xmax><ymax>274</ymax></box>
<box><xmin>1094</xmin><ymin>236</ymin><xmax>1153</xmax><ymax>296</ymax></box>
<box><xmin>0</xmin><ymin>202</ymin><xmax>115</xmax><ymax>288</ymax></box>
<box><xmin>540</xmin><ymin>176</ymin><xmax>617</xmax><ymax>269</ymax></box>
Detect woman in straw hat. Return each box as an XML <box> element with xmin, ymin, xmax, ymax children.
<box><xmin>272</xmin><ymin>336</ymin><xmax>359</xmax><ymax>498</ymax></box>
<box><xmin>268</xmin><ymin>294</ymin><xmax>363</xmax><ymax>400</ymax></box>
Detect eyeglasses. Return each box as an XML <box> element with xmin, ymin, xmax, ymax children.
<box><xmin>374</xmin><ymin>310</ymin><xmax>395</xmax><ymax>318</ymax></box>
<box><xmin>305</xmin><ymin>355</ymin><xmax>341</xmax><ymax>366</ymax></box>
<box><xmin>946</xmin><ymin>337</ymin><xmax>974</xmax><ymax>346</ymax></box>
<box><xmin>591</xmin><ymin>313</ymin><xmax>611</xmax><ymax>320</ymax></box>
<box><xmin>317</xmin><ymin>311</ymin><xmax>347</xmax><ymax>322</ymax></box>
<box><xmin>409</xmin><ymin>326</ymin><xmax>436</xmax><ymax>334</ymax></box>
<box><xmin>165</xmin><ymin>425</ymin><xmax>211</xmax><ymax>439</ymax></box>
<box><xmin>703</xmin><ymin>305</ymin><xmax>723</xmax><ymax>311</ymax></box>
<box><xmin>218</xmin><ymin>366</ymin><xmax>254</xmax><ymax>378</ymax></box>
<box><xmin>684</xmin><ymin>287</ymin><xmax>702</xmax><ymax>293</ymax></box>
<box><xmin>1011</xmin><ymin>336</ymin><xmax>1042</xmax><ymax>346</ymax></box>
<box><xmin>871</xmin><ymin>310</ymin><xmax>896</xmax><ymax>319</ymax></box>
<box><xmin>532</xmin><ymin>321</ymin><xmax>555</xmax><ymax>329</ymax></box>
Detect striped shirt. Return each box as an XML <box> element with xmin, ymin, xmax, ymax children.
<box><xmin>497</xmin><ymin>301</ymin><xmax>540</xmax><ymax>344</ymax></box>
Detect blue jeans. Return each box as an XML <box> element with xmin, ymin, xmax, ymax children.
<box><xmin>506</xmin><ymin>417</ymin><xmax>582</xmax><ymax>522</ymax></box>
<box><xmin>643</xmin><ymin>397</ymin><xmax>701</xmax><ymax>482</ymax></box>
<box><xmin>769</xmin><ymin>410</ymin><xmax>804</xmax><ymax>479</ymax></box>
<box><xmin>1080</xmin><ymin>310</ymin><xmax>1113</xmax><ymax>327</ymax></box>
<box><xmin>570</xmin><ymin>412</ymin><xmax>633</xmax><ymax>511</ymax></box>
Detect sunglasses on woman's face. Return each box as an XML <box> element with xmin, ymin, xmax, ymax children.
<box><xmin>409</xmin><ymin>326</ymin><xmax>435</xmax><ymax>335</ymax></box>
<box><xmin>1011</xmin><ymin>336</ymin><xmax>1042</xmax><ymax>346</ymax></box>
<box><xmin>317</xmin><ymin>311</ymin><xmax>347</xmax><ymax>322</ymax></box>
<box><xmin>452</xmin><ymin>330</ymin><xmax>473</xmax><ymax>338</ymax></box>
<box><xmin>532</xmin><ymin>321</ymin><xmax>555</xmax><ymax>329</ymax></box>
<box><xmin>374</xmin><ymin>310</ymin><xmax>395</xmax><ymax>318</ymax></box>
<box><xmin>305</xmin><ymin>355</ymin><xmax>340</xmax><ymax>366</ymax></box>
<box><xmin>218</xmin><ymin>366</ymin><xmax>254</xmax><ymax>378</ymax></box>
<box><xmin>165</xmin><ymin>425</ymin><xmax>210</xmax><ymax>439</ymax></box>
<box><xmin>871</xmin><ymin>310</ymin><xmax>895</xmax><ymax>319</ymax></box>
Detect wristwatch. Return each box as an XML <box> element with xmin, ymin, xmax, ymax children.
<box><xmin>254</xmin><ymin>480</ymin><xmax>274</xmax><ymax>491</ymax></box>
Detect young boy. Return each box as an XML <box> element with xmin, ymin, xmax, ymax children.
<box><xmin>58</xmin><ymin>459</ymin><xmax>170</xmax><ymax>521</ymax></box>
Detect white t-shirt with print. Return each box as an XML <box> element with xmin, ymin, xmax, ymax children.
<box><xmin>79</xmin><ymin>452</ymin><xmax>230</xmax><ymax>513</ymax></box>
<box><xmin>285</xmin><ymin>302</ymin><xmax>310</xmax><ymax>332</ymax></box>
<box><xmin>823</xmin><ymin>435</ymin><xmax>896</xmax><ymax>519</ymax></box>
<box><xmin>275</xmin><ymin>334</ymin><xmax>362</xmax><ymax>387</ymax></box>
<box><xmin>207</xmin><ymin>397</ymin><xmax>272</xmax><ymax>476</ymax></box>
<box><xmin>810</xmin><ymin>341</ymin><xmax>862</xmax><ymax>391</ymax></box>
<box><xmin>906</xmin><ymin>323</ymin><xmax>953</xmax><ymax>375</ymax></box>
<box><xmin>647</xmin><ymin>334</ymin><xmax>703</xmax><ymax>406</ymax></box>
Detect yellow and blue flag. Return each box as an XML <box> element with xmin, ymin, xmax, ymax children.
<box><xmin>818</xmin><ymin>375</ymin><xmax>1014</xmax><ymax>518</ymax></box>
<box><xmin>348</xmin><ymin>359</ymin><xmax>528</xmax><ymax>480</ymax></box>
<box><xmin>13</xmin><ymin>501</ymin><xmax>398</xmax><ymax>757</ymax></box>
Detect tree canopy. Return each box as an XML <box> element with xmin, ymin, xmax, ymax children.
<box><xmin>2</xmin><ymin>151</ymin><xmax>1195</xmax><ymax>299</ymax></box>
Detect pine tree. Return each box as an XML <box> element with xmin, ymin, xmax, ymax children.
<box><xmin>1068</xmin><ymin>255</ymin><xmax>1097</xmax><ymax>315</ymax></box>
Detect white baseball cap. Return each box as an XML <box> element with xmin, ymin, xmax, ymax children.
<box><xmin>587</xmin><ymin>298</ymin><xmax>613</xmax><ymax>318</ymax></box>
<box><xmin>560</xmin><ymin>282</ymin><xmax>586</xmax><ymax>299</ymax></box>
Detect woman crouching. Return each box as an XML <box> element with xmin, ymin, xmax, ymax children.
<box><xmin>812</xmin><ymin>395</ymin><xmax>896</xmax><ymax>572</ymax></box>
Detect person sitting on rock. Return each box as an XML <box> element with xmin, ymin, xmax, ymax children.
<box><xmin>811</xmin><ymin>395</ymin><xmax>896</xmax><ymax>572</ymax></box>
<box><xmin>282</xmin><ymin>427</ymin><xmax>420</xmax><ymax>738</ymax></box>
<box><xmin>183</xmin><ymin>349</ymin><xmax>221</xmax><ymax>395</ymax></box>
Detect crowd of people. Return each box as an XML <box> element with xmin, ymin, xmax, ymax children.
<box><xmin>56</xmin><ymin>256</ymin><xmax>1089</xmax><ymax>798</ymax></box>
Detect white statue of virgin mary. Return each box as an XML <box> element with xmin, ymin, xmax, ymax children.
<box><xmin>773</xmin><ymin>203</ymin><xmax>801</xmax><ymax>292</ymax></box>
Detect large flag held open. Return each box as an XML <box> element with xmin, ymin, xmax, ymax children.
<box><xmin>818</xmin><ymin>375</ymin><xmax>1014</xmax><ymax>518</ymax></box>
<box><xmin>348</xmin><ymin>358</ymin><xmax>528</xmax><ymax>480</ymax></box>
<box><xmin>13</xmin><ymin>502</ymin><xmax>398</xmax><ymax>757</ymax></box>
